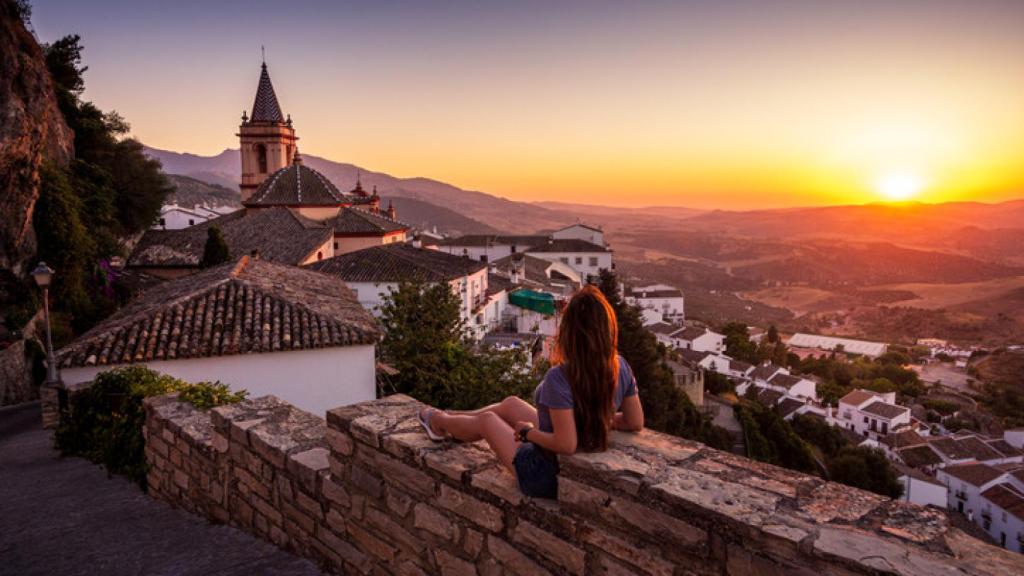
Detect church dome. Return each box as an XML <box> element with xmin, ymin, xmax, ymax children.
<box><xmin>244</xmin><ymin>163</ymin><xmax>346</xmax><ymax>207</ymax></box>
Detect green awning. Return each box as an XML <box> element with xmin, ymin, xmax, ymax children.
<box><xmin>508</xmin><ymin>289</ymin><xmax>556</xmax><ymax>315</ymax></box>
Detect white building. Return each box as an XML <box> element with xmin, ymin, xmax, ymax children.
<box><xmin>155</xmin><ymin>203</ymin><xmax>237</xmax><ymax>230</ymax></box>
<box><xmin>896</xmin><ymin>465</ymin><xmax>947</xmax><ymax>508</ymax></box>
<box><xmin>525</xmin><ymin>238</ymin><xmax>613</xmax><ymax>278</ymax></box>
<box><xmin>436</xmin><ymin>234</ymin><xmax>550</xmax><ymax>263</ymax></box>
<box><xmin>1005</xmin><ymin>429</ymin><xmax>1024</xmax><ymax>450</ymax></box>
<box><xmin>551</xmin><ymin>223</ymin><xmax>605</xmax><ymax>246</ymax></box>
<box><xmin>625</xmin><ymin>284</ymin><xmax>685</xmax><ymax>325</ymax></box>
<box><xmin>57</xmin><ymin>256</ymin><xmax>380</xmax><ymax>416</ymax></box>
<box><xmin>938</xmin><ymin>463</ymin><xmax>1024</xmax><ymax>553</ymax></box>
<box><xmin>787</xmin><ymin>333</ymin><xmax>888</xmax><ymax>358</ymax></box>
<box><xmin>306</xmin><ymin>243</ymin><xmax>500</xmax><ymax>339</ymax></box>
<box><xmin>834</xmin><ymin>389</ymin><xmax>911</xmax><ymax>440</ymax></box>
<box><xmin>672</xmin><ymin>327</ymin><xmax>725</xmax><ymax>354</ymax></box>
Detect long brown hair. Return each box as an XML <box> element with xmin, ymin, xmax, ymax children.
<box><xmin>551</xmin><ymin>285</ymin><xmax>619</xmax><ymax>452</ymax></box>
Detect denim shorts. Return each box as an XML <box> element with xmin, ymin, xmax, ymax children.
<box><xmin>513</xmin><ymin>442</ymin><xmax>560</xmax><ymax>499</ymax></box>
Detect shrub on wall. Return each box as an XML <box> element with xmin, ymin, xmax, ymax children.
<box><xmin>55</xmin><ymin>366</ymin><xmax>246</xmax><ymax>489</ymax></box>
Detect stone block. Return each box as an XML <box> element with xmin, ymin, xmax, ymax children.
<box><xmin>316</xmin><ymin>524</ymin><xmax>371</xmax><ymax>575</ymax></box>
<box><xmin>464</xmin><ymin>528</ymin><xmax>485</xmax><ymax>559</ymax></box>
<box><xmin>326</xmin><ymin>428</ymin><xmax>355</xmax><ymax>456</ymax></box>
<box><xmin>173</xmin><ymin>469</ymin><xmax>189</xmax><ymax>490</ymax></box>
<box><xmin>800</xmin><ymin>482</ymin><xmax>885</xmax><ymax>524</ymax></box>
<box><xmin>486</xmin><ymin>536</ymin><xmax>551</xmax><ymax>576</ymax></box>
<box><xmin>471</xmin><ymin>466</ymin><xmax>523</xmax><ymax>506</ymax></box>
<box><xmin>323</xmin><ymin>475</ymin><xmax>352</xmax><ymax>508</ymax></box>
<box><xmin>435</xmin><ymin>549</ymin><xmax>477</xmax><ymax>576</ymax></box>
<box><xmin>325</xmin><ymin>506</ymin><xmax>347</xmax><ymax>535</ymax></box>
<box><xmin>386</xmin><ymin>486</ymin><xmax>414</xmax><ymax>518</ymax></box>
<box><xmin>249</xmin><ymin>426</ymin><xmax>296</xmax><ymax>469</ymax></box>
<box><xmin>377</xmin><ymin>454</ymin><xmax>437</xmax><ymax>498</ymax></box>
<box><xmin>229</xmin><ymin>418</ymin><xmax>264</xmax><ymax>446</ymax></box>
<box><xmin>608</xmin><ymin>496</ymin><xmax>707</xmax><ymax>551</ymax></box>
<box><xmin>365</xmin><ymin>505</ymin><xmax>425</xmax><ymax>556</ymax></box>
<box><xmin>413</xmin><ymin>502</ymin><xmax>456</xmax><ymax>541</ymax></box>
<box><xmin>148</xmin><ymin>435</ymin><xmax>170</xmax><ymax>458</ymax></box>
<box><xmin>348</xmin><ymin>521</ymin><xmax>397</xmax><ymax>564</ymax></box>
<box><xmin>383</xmin><ymin>431</ymin><xmax>442</xmax><ymax>462</ymax></box>
<box><xmin>437</xmin><ymin>483</ymin><xmax>504</xmax><ymax>533</ymax></box>
<box><xmin>282</xmin><ymin>501</ymin><xmax>316</xmax><ymax>534</ymax></box>
<box><xmin>726</xmin><ymin>543</ymin><xmax>811</xmax><ymax>576</ymax></box>
<box><xmin>581</xmin><ymin>523</ymin><xmax>674</xmax><ymax>576</ymax></box>
<box><xmin>234</xmin><ymin>467</ymin><xmax>271</xmax><ymax>501</ymax></box>
<box><xmin>288</xmin><ymin>446</ymin><xmax>329</xmax><ymax>494</ymax></box>
<box><xmin>424</xmin><ymin>444</ymin><xmax>496</xmax><ymax>482</ymax></box>
<box><xmin>511</xmin><ymin>520</ymin><xmax>585</xmax><ymax>575</ymax></box>
<box><xmin>350</xmin><ymin>464</ymin><xmax>384</xmax><ymax>499</ymax></box>
<box><xmin>251</xmin><ymin>495</ymin><xmax>284</xmax><ymax>526</ymax></box>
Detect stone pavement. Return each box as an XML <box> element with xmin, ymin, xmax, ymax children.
<box><xmin>0</xmin><ymin>401</ymin><xmax>323</xmax><ymax>576</ymax></box>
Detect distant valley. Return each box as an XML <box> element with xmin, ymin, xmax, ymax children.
<box><xmin>147</xmin><ymin>146</ymin><xmax>1024</xmax><ymax>346</ymax></box>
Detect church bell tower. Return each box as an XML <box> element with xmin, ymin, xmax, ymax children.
<box><xmin>237</xmin><ymin>59</ymin><xmax>297</xmax><ymax>202</ymax></box>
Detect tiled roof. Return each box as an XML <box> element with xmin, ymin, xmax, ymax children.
<box><xmin>880</xmin><ymin>430</ymin><xmax>928</xmax><ymax>450</ymax></box>
<box><xmin>307</xmin><ymin>244</ymin><xmax>487</xmax><ymax>284</ymax></box>
<box><xmin>486</xmin><ymin>273</ymin><xmax>513</xmax><ymax>297</ymax></box>
<box><xmin>777</xmin><ymin>397</ymin><xmax>805</xmax><ymax>418</ymax></box>
<box><xmin>750</xmin><ymin>363</ymin><xmax>783</xmax><ymax>382</ymax></box>
<box><xmin>981</xmin><ymin>484</ymin><xmax>1024</xmax><ymax>521</ymax></box>
<box><xmin>896</xmin><ymin>444</ymin><xmax>943</xmax><ymax>468</ymax></box>
<box><xmin>250</xmin><ymin>63</ymin><xmax>284</xmax><ymax>123</ymax></box>
<box><xmin>929</xmin><ymin>435</ymin><xmax>1004</xmax><ymax>462</ymax></box>
<box><xmin>673</xmin><ymin>326</ymin><xmax>707</xmax><ymax>341</ymax></box>
<box><xmin>438</xmin><ymin>235</ymin><xmax>548</xmax><ymax>248</ymax></box>
<box><xmin>647</xmin><ymin>322</ymin><xmax>679</xmax><ymax>336</ymax></box>
<box><xmin>129</xmin><ymin>208</ymin><xmax>332</xmax><ymax>268</ymax></box>
<box><xmin>332</xmin><ymin>207</ymin><xmax>408</xmax><ymax>235</ymax></box>
<box><xmin>756</xmin><ymin>387</ymin><xmax>785</xmax><ymax>406</ymax></box>
<box><xmin>861</xmin><ymin>401</ymin><xmax>910</xmax><ymax>420</ymax></box>
<box><xmin>491</xmin><ymin>253</ymin><xmax>581</xmax><ymax>292</ymax></box>
<box><xmin>526</xmin><ymin>238</ymin><xmax>611</xmax><ymax>253</ymax></box>
<box><xmin>941</xmin><ymin>463</ymin><xmax>1004</xmax><ymax>487</ymax></box>
<box><xmin>729</xmin><ymin>359</ymin><xmax>753</xmax><ymax>374</ymax></box>
<box><xmin>58</xmin><ymin>257</ymin><xmax>379</xmax><ymax>369</ymax></box>
<box><xmin>768</xmin><ymin>372</ymin><xmax>804</xmax><ymax>390</ymax></box>
<box><xmin>894</xmin><ymin>464</ymin><xmax>944</xmax><ymax>487</ymax></box>
<box><xmin>987</xmin><ymin>439</ymin><xmax>1024</xmax><ymax>457</ymax></box>
<box><xmin>246</xmin><ymin>163</ymin><xmax>346</xmax><ymax>207</ymax></box>
<box><xmin>839</xmin><ymin>389</ymin><xmax>880</xmax><ymax>407</ymax></box>
<box><xmin>675</xmin><ymin>348</ymin><xmax>713</xmax><ymax>366</ymax></box>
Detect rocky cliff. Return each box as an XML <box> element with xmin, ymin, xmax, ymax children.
<box><xmin>0</xmin><ymin>0</ymin><xmax>73</xmax><ymax>273</ymax></box>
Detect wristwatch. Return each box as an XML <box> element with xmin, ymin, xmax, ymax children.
<box><xmin>516</xmin><ymin>423</ymin><xmax>534</xmax><ymax>443</ymax></box>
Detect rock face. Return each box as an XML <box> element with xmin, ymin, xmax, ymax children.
<box><xmin>0</xmin><ymin>0</ymin><xmax>73</xmax><ymax>273</ymax></box>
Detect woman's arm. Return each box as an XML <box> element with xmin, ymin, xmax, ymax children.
<box><xmin>612</xmin><ymin>395</ymin><xmax>644</xmax><ymax>431</ymax></box>
<box><xmin>520</xmin><ymin>408</ymin><xmax>577</xmax><ymax>455</ymax></box>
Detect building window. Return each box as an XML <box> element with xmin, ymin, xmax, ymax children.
<box><xmin>188</xmin><ymin>219</ymin><xmax>194</xmax><ymax>226</ymax></box>
<box><xmin>334</xmin><ymin>242</ymin><xmax>339</xmax><ymax>250</ymax></box>
<box><xmin>575</xmin><ymin>257</ymin><xmax>583</xmax><ymax>265</ymax></box>
<box><xmin>159</xmin><ymin>218</ymin><xmax>166</xmax><ymax>226</ymax></box>
<box><xmin>589</xmin><ymin>256</ymin><xmax>598</xmax><ymax>266</ymax></box>
<box><xmin>480</xmin><ymin>255</ymin><xmax>488</xmax><ymax>263</ymax></box>
<box><xmin>257</xmin><ymin>144</ymin><xmax>268</xmax><ymax>173</ymax></box>
<box><xmin>511</xmin><ymin>245</ymin><xmax>517</xmax><ymax>253</ymax></box>
<box><xmin>560</xmin><ymin>257</ymin><xmax>569</xmax><ymax>264</ymax></box>
<box><xmin>863</xmin><ymin>416</ymin><xmax>868</xmax><ymax>423</ymax></box>
<box><xmin>317</xmin><ymin>251</ymin><xmax>323</xmax><ymax>260</ymax></box>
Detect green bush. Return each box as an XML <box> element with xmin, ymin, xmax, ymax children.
<box><xmin>55</xmin><ymin>366</ymin><xmax>246</xmax><ymax>489</ymax></box>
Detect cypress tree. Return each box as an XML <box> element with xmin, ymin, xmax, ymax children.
<box><xmin>199</xmin><ymin>226</ymin><xmax>230</xmax><ymax>268</ymax></box>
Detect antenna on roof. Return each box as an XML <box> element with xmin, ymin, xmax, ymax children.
<box><xmin>261</xmin><ymin>45</ymin><xmax>266</xmax><ymax>65</ymax></box>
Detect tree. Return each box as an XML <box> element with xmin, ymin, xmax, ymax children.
<box><xmin>377</xmin><ymin>282</ymin><xmax>535</xmax><ymax>410</ymax></box>
<box><xmin>597</xmin><ymin>270</ymin><xmax>731</xmax><ymax>449</ymax></box>
<box><xmin>828</xmin><ymin>446</ymin><xmax>903</xmax><ymax>498</ymax></box>
<box><xmin>721</xmin><ymin>322</ymin><xmax>758</xmax><ymax>364</ymax></box>
<box><xmin>735</xmin><ymin>400</ymin><xmax>817</xmax><ymax>473</ymax></box>
<box><xmin>767</xmin><ymin>324</ymin><xmax>780</xmax><ymax>344</ymax></box>
<box><xmin>200</xmin><ymin>226</ymin><xmax>230</xmax><ymax>268</ymax></box>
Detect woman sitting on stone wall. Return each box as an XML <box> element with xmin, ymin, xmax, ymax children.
<box><xmin>418</xmin><ymin>285</ymin><xmax>645</xmax><ymax>498</ymax></box>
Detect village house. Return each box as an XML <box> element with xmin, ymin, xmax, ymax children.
<box><xmin>895</xmin><ymin>464</ymin><xmax>948</xmax><ymax>508</ymax></box>
<box><xmin>489</xmin><ymin>252</ymin><xmax>582</xmax><ymax>297</ymax></box>
<box><xmin>436</xmin><ymin>225</ymin><xmax>613</xmax><ymax>278</ymax></box>
<box><xmin>834</xmin><ymin>389</ymin><xmax>912</xmax><ymax>439</ymax></box>
<box><xmin>624</xmin><ymin>284</ymin><xmax>685</xmax><ymax>325</ymax></box>
<box><xmin>671</xmin><ymin>326</ymin><xmax>725</xmax><ymax>354</ymax></box>
<box><xmin>937</xmin><ymin>463</ymin><xmax>1024</xmax><ymax>553</ymax></box>
<box><xmin>56</xmin><ymin>256</ymin><xmax>380</xmax><ymax>416</ymax></box>
<box><xmin>154</xmin><ymin>202</ymin><xmax>237</xmax><ymax>230</ymax></box>
<box><xmin>305</xmin><ymin>243</ymin><xmax>502</xmax><ymax>338</ymax></box>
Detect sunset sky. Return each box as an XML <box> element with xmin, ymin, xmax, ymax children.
<box><xmin>30</xmin><ymin>0</ymin><xmax>1024</xmax><ymax>209</ymax></box>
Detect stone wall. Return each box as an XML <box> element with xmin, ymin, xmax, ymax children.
<box><xmin>143</xmin><ymin>393</ymin><xmax>1024</xmax><ymax>576</ymax></box>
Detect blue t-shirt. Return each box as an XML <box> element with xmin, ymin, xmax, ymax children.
<box><xmin>534</xmin><ymin>356</ymin><xmax>638</xmax><ymax>433</ymax></box>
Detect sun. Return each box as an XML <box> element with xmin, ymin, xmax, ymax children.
<box><xmin>874</xmin><ymin>171</ymin><xmax>926</xmax><ymax>202</ymax></box>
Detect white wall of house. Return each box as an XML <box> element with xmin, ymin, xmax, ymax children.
<box><xmin>679</xmin><ymin>331</ymin><xmax>725</xmax><ymax>354</ymax></box>
<box><xmin>786</xmin><ymin>378</ymin><xmax>817</xmax><ymax>401</ymax></box>
<box><xmin>439</xmin><ymin>244</ymin><xmax>517</xmax><ymax>263</ymax></box>
<box><xmin>552</xmin><ymin>224</ymin><xmax>604</xmax><ymax>246</ymax></box>
<box><xmin>980</xmin><ymin>493</ymin><xmax>1024</xmax><ymax>553</ymax></box>
<box><xmin>899</xmin><ymin>475</ymin><xmax>947</xmax><ymax>508</ymax></box>
<box><xmin>530</xmin><ymin>251</ymin><xmax>612</xmax><ymax>278</ymax></box>
<box><xmin>1005</xmin><ymin>429</ymin><xmax>1024</xmax><ymax>450</ymax></box>
<box><xmin>508</xmin><ymin>305</ymin><xmax>559</xmax><ymax>337</ymax></box>
<box><xmin>937</xmin><ymin>469</ymin><xmax>1001</xmax><ymax>520</ymax></box>
<box><xmin>640</xmin><ymin>308</ymin><xmax>665</xmax><ymax>327</ymax></box>
<box><xmin>156</xmin><ymin>205</ymin><xmax>233</xmax><ymax>230</ymax></box>
<box><xmin>61</xmin><ymin>344</ymin><xmax>377</xmax><ymax>417</ymax></box>
<box><xmin>628</xmin><ymin>294</ymin><xmax>685</xmax><ymax>325</ymax></box>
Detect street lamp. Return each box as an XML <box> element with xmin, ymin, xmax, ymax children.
<box><xmin>31</xmin><ymin>261</ymin><xmax>59</xmax><ymax>385</ymax></box>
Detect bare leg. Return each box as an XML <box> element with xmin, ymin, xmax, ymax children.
<box><xmin>451</xmin><ymin>396</ymin><xmax>539</xmax><ymax>428</ymax></box>
<box><xmin>431</xmin><ymin>411</ymin><xmax>518</xmax><ymax>470</ymax></box>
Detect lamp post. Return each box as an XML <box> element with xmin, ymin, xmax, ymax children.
<box><xmin>31</xmin><ymin>261</ymin><xmax>59</xmax><ymax>385</ymax></box>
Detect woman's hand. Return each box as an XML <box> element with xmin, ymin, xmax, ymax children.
<box><xmin>513</xmin><ymin>421</ymin><xmax>534</xmax><ymax>443</ymax></box>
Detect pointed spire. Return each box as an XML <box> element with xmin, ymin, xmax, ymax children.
<box><xmin>250</xmin><ymin>59</ymin><xmax>284</xmax><ymax>123</ymax></box>
<box><xmin>292</xmin><ymin>147</ymin><xmax>303</xmax><ymax>165</ymax></box>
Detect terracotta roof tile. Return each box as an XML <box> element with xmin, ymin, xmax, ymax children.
<box><xmin>59</xmin><ymin>257</ymin><xmax>379</xmax><ymax>368</ymax></box>
<box><xmin>839</xmin><ymin>389</ymin><xmax>880</xmax><ymax>407</ymax></box>
<box><xmin>896</xmin><ymin>444</ymin><xmax>944</xmax><ymax>468</ymax></box>
<box><xmin>981</xmin><ymin>484</ymin><xmax>1024</xmax><ymax>521</ymax></box>
<box><xmin>861</xmin><ymin>401</ymin><xmax>910</xmax><ymax>420</ymax></box>
<box><xmin>941</xmin><ymin>463</ymin><xmax>1004</xmax><ymax>487</ymax></box>
<box><xmin>332</xmin><ymin>207</ymin><xmax>408</xmax><ymax>235</ymax></box>
<box><xmin>250</xmin><ymin>63</ymin><xmax>284</xmax><ymax>123</ymax></box>
<box><xmin>245</xmin><ymin>164</ymin><xmax>346</xmax><ymax>207</ymax></box>
<box><xmin>307</xmin><ymin>244</ymin><xmax>486</xmax><ymax>283</ymax></box>
<box><xmin>526</xmin><ymin>238</ymin><xmax>610</xmax><ymax>253</ymax></box>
